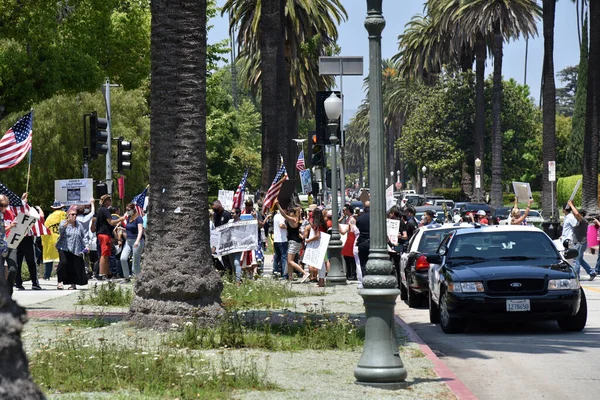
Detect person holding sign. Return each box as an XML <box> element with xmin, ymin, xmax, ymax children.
<box><xmin>304</xmin><ymin>208</ymin><xmax>328</xmax><ymax>286</ymax></box>
<box><xmin>510</xmin><ymin>197</ymin><xmax>533</xmax><ymax>225</ymax></box>
<box><xmin>56</xmin><ymin>206</ymin><xmax>88</xmax><ymax>289</ymax></box>
<box><xmin>0</xmin><ymin>195</ymin><xmax>18</xmax><ymax>296</ymax></box>
<box><xmin>275</xmin><ymin>202</ymin><xmax>310</xmax><ymax>283</ymax></box>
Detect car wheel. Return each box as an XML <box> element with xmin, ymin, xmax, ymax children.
<box><xmin>407</xmin><ymin>285</ymin><xmax>424</xmax><ymax>308</ymax></box>
<box><xmin>429</xmin><ymin>291</ymin><xmax>440</xmax><ymax>323</ymax></box>
<box><xmin>557</xmin><ymin>288</ymin><xmax>587</xmax><ymax>332</ymax></box>
<box><xmin>400</xmin><ymin>279</ymin><xmax>407</xmax><ymax>300</ymax></box>
<box><xmin>439</xmin><ymin>291</ymin><xmax>465</xmax><ymax>334</ymax></box>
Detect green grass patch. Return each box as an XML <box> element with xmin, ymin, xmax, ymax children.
<box><xmin>169</xmin><ymin>312</ymin><xmax>365</xmax><ymax>351</ymax></box>
<box><xmin>29</xmin><ymin>331</ymin><xmax>276</xmax><ymax>399</ymax></box>
<box><xmin>221</xmin><ymin>278</ymin><xmax>299</xmax><ymax>309</ymax></box>
<box><xmin>53</xmin><ymin>315</ymin><xmax>112</xmax><ymax>329</ymax></box>
<box><xmin>77</xmin><ymin>282</ymin><xmax>133</xmax><ymax>307</ymax></box>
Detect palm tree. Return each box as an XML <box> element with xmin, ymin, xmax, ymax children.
<box><xmin>130</xmin><ymin>0</ymin><xmax>223</xmax><ymax>327</ymax></box>
<box><xmin>541</xmin><ymin>0</ymin><xmax>556</xmax><ymax>218</ymax></box>
<box><xmin>458</xmin><ymin>0</ymin><xmax>541</xmax><ymax>208</ymax></box>
<box><xmin>222</xmin><ymin>0</ymin><xmax>347</xmax><ymax>187</ymax></box>
<box><xmin>581</xmin><ymin>0</ymin><xmax>600</xmax><ymax>213</ymax></box>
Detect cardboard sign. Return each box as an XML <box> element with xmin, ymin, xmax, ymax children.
<box><xmin>569</xmin><ymin>179</ymin><xmax>582</xmax><ymax>202</ymax></box>
<box><xmin>512</xmin><ymin>182</ymin><xmax>532</xmax><ymax>202</ymax></box>
<box><xmin>277</xmin><ymin>180</ymin><xmax>297</xmax><ymax>210</ymax></box>
<box><xmin>54</xmin><ymin>179</ymin><xmax>94</xmax><ymax>206</ymax></box>
<box><xmin>7</xmin><ymin>212</ymin><xmax>39</xmax><ymax>249</ymax></box>
<box><xmin>213</xmin><ymin>220</ymin><xmax>258</xmax><ymax>256</ymax></box>
<box><xmin>302</xmin><ymin>230</ymin><xmax>331</xmax><ymax>269</ymax></box>
<box><xmin>300</xmin><ymin>169</ymin><xmax>312</xmax><ymax>194</ymax></box>
<box><xmin>218</xmin><ymin>190</ymin><xmax>234</xmax><ymax>211</ymax></box>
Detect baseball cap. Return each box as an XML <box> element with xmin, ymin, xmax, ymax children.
<box><xmin>476</xmin><ymin>210</ymin><xmax>486</xmax><ymax>216</ymax></box>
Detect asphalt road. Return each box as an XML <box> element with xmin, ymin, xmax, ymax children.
<box><xmin>395</xmin><ymin>252</ymin><xmax>600</xmax><ymax>400</ymax></box>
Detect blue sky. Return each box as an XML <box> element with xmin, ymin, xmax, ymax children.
<box><xmin>210</xmin><ymin>0</ymin><xmax>580</xmax><ymax>124</ymax></box>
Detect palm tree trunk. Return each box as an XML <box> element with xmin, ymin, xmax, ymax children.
<box><xmin>130</xmin><ymin>0</ymin><xmax>223</xmax><ymax>328</ymax></box>
<box><xmin>277</xmin><ymin>0</ymin><xmax>291</xmax><ymax>173</ymax></box>
<box><xmin>542</xmin><ymin>0</ymin><xmax>557</xmax><ymax>218</ymax></box>
<box><xmin>475</xmin><ymin>34</ymin><xmax>486</xmax><ymax>190</ymax></box>
<box><xmin>582</xmin><ymin>0</ymin><xmax>600</xmax><ymax>213</ymax></box>
<box><xmin>259</xmin><ymin>0</ymin><xmax>282</xmax><ymax>189</ymax></box>
<box><xmin>0</xmin><ymin>284</ymin><xmax>44</xmax><ymax>398</ymax></box>
<box><xmin>490</xmin><ymin>27</ymin><xmax>504</xmax><ymax>208</ymax></box>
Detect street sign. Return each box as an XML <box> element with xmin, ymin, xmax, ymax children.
<box><xmin>318</xmin><ymin>56</ymin><xmax>364</xmax><ymax>76</ymax></box>
<box><xmin>548</xmin><ymin>161</ymin><xmax>556</xmax><ymax>182</ymax></box>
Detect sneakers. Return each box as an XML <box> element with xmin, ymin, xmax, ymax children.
<box><xmin>31</xmin><ymin>285</ymin><xmax>43</xmax><ymax>290</ymax></box>
<box><xmin>589</xmin><ymin>273</ymin><xmax>597</xmax><ymax>281</ymax></box>
<box><xmin>15</xmin><ymin>284</ymin><xmax>25</xmax><ymax>291</ymax></box>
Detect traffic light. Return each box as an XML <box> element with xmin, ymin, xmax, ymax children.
<box><xmin>310</xmin><ymin>132</ymin><xmax>325</xmax><ymax>167</ymax></box>
<box><xmin>316</xmin><ymin>90</ymin><xmax>341</xmax><ymax>146</ymax></box>
<box><xmin>89</xmin><ymin>111</ymin><xmax>109</xmax><ymax>160</ymax></box>
<box><xmin>117</xmin><ymin>137</ymin><xmax>132</xmax><ymax>173</ymax></box>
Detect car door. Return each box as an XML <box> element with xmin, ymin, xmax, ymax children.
<box><xmin>429</xmin><ymin>232</ymin><xmax>453</xmax><ymax>303</ymax></box>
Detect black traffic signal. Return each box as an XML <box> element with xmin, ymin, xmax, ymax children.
<box><xmin>117</xmin><ymin>137</ymin><xmax>132</xmax><ymax>173</ymax></box>
<box><xmin>89</xmin><ymin>111</ymin><xmax>109</xmax><ymax>160</ymax></box>
<box><xmin>310</xmin><ymin>132</ymin><xmax>325</xmax><ymax>167</ymax></box>
<box><xmin>316</xmin><ymin>90</ymin><xmax>341</xmax><ymax>146</ymax></box>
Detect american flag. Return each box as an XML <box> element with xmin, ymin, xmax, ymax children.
<box><xmin>231</xmin><ymin>169</ymin><xmax>248</xmax><ymax>210</ymax></box>
<box><xmin>262</xmin><ymin>159</ymin><xmax>288</xmax><ymax>213</ymax></box>
<box><xmin>0</xmin><ymin>181</ymin><xmax>51</xmax><ymax>236</ymax></box>
<box><xmin>296</xmin><ymin>150</ymin><xmax>306</xmax><ymax>171</ymax></box>
<box><xmin>0</xmin><ymin>112</ymin><xmax>33</xmax><ymax>170</ymax></box>
<box><xmin>132</xmin><ymin>186</ymin><xmax>148</xmax><ymax>217</ymax></box>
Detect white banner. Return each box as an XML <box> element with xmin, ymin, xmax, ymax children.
<box><xmin>7</xmin><ymin>211</ymin><xmax>39</xmax><ymax>249</ymax></box>
<box><xmin>218</xmin><ymin>190</ymin><xmax>234</xmax><ymax>211</ymax></box>
<box><xmin>54</xmin><ymin>179</ymin><xmax>94</xmax><ymax>206</ymax></box>
<box><xmin>302</xmin><ymin>230</ymin><xmax>330</xmax><ymax>269</ymax></box>
<box><xmin>213</xmin><ymin>220</ymin><xmax>258</xmax><ymax>256</ymax></box>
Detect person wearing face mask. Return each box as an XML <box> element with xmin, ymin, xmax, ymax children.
<box><xmin>119</xmin><ymin>203</ymin><xmax>145</xmax><ymax>282</ymax></box>
<box><xmin>76</xmin><ymin>198</ymin><xmax>96</xmax><ymax>278</ymax></box>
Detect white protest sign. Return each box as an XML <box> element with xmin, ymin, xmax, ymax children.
<box><xmin>214</xmin><ymin>219</ymin><xmax>258</xmax><ymax>256</ymax></box>
<box><xmin>385</xmin><ymin>184</ymin><xmax>396</xmax><ymax>211</ymax></box>
<box><xmin>569</xmin><ymin>179</ymin><xmax>582</xmax><ymax>202</ymax></box>
<box><xmin>548</xmin><ymin>161</ymin><xmax>556</xmax><ymax>182</ymax></box>
<box><xmin>387</xmin><ymin>219</ymin><xmax>401</xmax><ymax>246</ymax></box>
<box><xmin>54</xmin><ymin>179</ymin><xmax>94</xmax><ymax>206</ymax></box>
<box><xmin>512</xmin><ymin>182</ymin><xmax>532</xmax><ymax>202</ymax></box>
<box><xmin>218</xmin><ymin>190</ymin><xmax>234</xmax><ymax>211</ymax></box>
<box><xmin>339</xmin><ymin>223</ymin><xmax>348</xmax><ymax>246</ymax></box>
<box><xmin>302</xmin><ymin>230</ymin><xmax>330</xmax><ymax>269</ymax></box>
<box><xmin>7</xmin><ymin>212</ymin><xmax>39</xmax><ymax>249</ymax></box>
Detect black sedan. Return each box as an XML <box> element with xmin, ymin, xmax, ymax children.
<box><xmin>427</xmin><ymin>225</ymin><xmax>586</xmax><ymax>334</ymax></box>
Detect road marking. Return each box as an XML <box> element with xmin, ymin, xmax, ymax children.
<box><xmin>582</xmin><ymin>286</ymin><xmax>600</xmax><ymax>293</ymax></box>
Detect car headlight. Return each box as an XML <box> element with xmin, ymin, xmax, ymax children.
<box><xmin>447</xmin><ymin>282</ymin><xmax>485</xmax><ymax>293</ymax></box>
<box><xmin>548</xmin><ymin>278</ymin><xmax>580</xmax><ymax>290</ymax></box>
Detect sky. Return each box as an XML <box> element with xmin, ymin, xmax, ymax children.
<box><xmin>209</xmin><ymin>0</ymin><xmax>581</xmax><ymax>125</ymax></box>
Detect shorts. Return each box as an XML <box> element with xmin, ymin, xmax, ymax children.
<box><xmin>97</xmin><ymin>234</ymin><xmax>113</xmax><ymax>257</ymax></box>
<box><xmin>288</xmin><ymin>240</ymin><xmax>302</xmax><ymax>255</ymax></box>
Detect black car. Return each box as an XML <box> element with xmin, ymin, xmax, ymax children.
<box><xmin>399</xmin><ymin>223</ymin><xmax>471</xmax><ymax>307</ymax></box>
<box><xmin>459</xmin><ymin>202</ymin><xmax>492</xmax><ymax>216</ymax></box>
<box><xmin>427</xmin><ymin>225</ymin><xmax>586</xmax><ymax>334</ymax></box>
<box><xmin>491</xmin><ymin>206</ymin><xmax>512</xmax><ymax>224</ymax></box>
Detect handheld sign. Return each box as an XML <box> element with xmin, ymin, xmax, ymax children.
<box><xmin>512</xmin><ymin>182</ymin><xmax>532</xmax><ymax>203</ymax></box>
<box><xmin>7</xmin><ymin>212</ymin><xmax>38</xmax><ymax>249</ymax></box>
<box><xmin>218</xmin><ymin>190</ymin><xmax>234</xmax><ymax>211</ymax></box>
<box><xmin>569</xmin><ymin>179</ymin><xmax>582</xmax><ymax>202</ymax></box>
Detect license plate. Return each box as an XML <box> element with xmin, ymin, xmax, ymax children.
<box><xmin>506</xmin><ymin>299</ymin><xmax>530</xmax><ymax>312</ymax></box>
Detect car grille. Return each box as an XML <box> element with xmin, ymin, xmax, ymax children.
<box><xmin>486</xmin><ymin>278</ymin><xmax>546</xmax><ymax>295</ymax></box>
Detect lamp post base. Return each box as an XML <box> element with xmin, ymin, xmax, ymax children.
<box><xmin>327</xmin><ymin>236</ymin><xmax>347</xmax><ymax>285</ymax></box>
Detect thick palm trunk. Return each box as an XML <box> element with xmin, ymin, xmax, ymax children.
<box><xmin>474</xmin><ymin>34</ymin><xmax>486</xmax><ymax>190</ymax></box>
<box><xmin>259</xmin><ymin>0</ymin><xmax>282</xmax><ymax>189</ymax></box>
<box><xmin>490</xmin><ymin>28</ymin><xmax>504</xmax><ymax>208</ymax></box>
<box><xmin>542</xmin><ymin>0</ymin><xmax>557</xmax><ymax>218</ymax></box>
<box><xmin>582</xmin><ymin>0</ymin><xmax>600</xmax><ymax>213</ymax></box>
<box><xmin>277</xmin><ymin>0</ymin><xmax>291</xmax><ymax>173</ymax></box>
<box><xmin>130</xmin><ymin>0</ymin><xmax>223</xmax><ymax>328</ymax></box>
<box><xmin>0</xmin><ymin>285</ymin><xmax>44</xmax><ymax>398</ymax></box>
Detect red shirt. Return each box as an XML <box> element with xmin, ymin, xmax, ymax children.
<box><xmin>3</xmin><ymin>209</ymin><xmax>15</xmax><ymax>237</ymax></box>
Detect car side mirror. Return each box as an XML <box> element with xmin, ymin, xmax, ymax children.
<box><xmin>564</xmin><ymin>248</ymin><xmax>578</xmax><ymax>260</ymax></box>
<box><xmin>427</xmin><ymin>254</ymin><xmax>442</xmax><ymax>264</ymax></box>
<box><xmin>562</xmin><ymin>239</ymin><xmax>571</xmax><ymax>249</ymax></box>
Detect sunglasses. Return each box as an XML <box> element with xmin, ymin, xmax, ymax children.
<box><xmin>68</xmin><ymin>213</ymin><xmax>77</xmax><ymax>216</ymax></box>
<box><xmin>0</xmin><ymin>204</ymin><xmax>8</xmax><ymax>208</ymax></box>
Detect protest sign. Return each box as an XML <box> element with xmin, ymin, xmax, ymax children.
<box><xmin>300</xmin><ymin>169</ymin><xmax>312</xmax><ymax>194</ymax></box>
<box><xmin>387</xmin><ymin>218</ymin><xmax>401</xmax><ymax>246</ymax></box>
<box><xmin>54</xmin><ymin>179</ymin><xmax>94</xmax><ymax>206</ymax></box>
<box><xmin>7</xmin><ymin>212</ymin><xmax>39</xmax><ymax>249</ymax></box>
<box><xmin>213</xmin><ymin>220</ymin><xmax>258</xmax><ymax>256</ymax></box>
<box><xmin>512</xmin><ymin>182</ymin><xmax>532</xmax><ymax>202</ymax></box>
<box><xmin>302</xmin><ymin>230</ymin><xmax>330</xmax><ymax>269</ymax></box>
<box><xmin>218</xmin><ymin>190</ymin><xmax>234</xmax><ymax>211</ymax></box>
<box><xmin>569</xmin><ymin>179</ymin><xmax>582</xmax><ymax>202</ymax></box>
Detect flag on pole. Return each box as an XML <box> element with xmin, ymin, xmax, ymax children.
<box><xmin>262</xmin><ymin>158</ymin><xmax>289</xmax><ymax>213</ymax></box>
<box><xmin>296</xmin><ymin>150</ymin><xmax>306</xmax><ymax>171</ymax></box>
<box><xmin>0</xmin><ymin>181</ymin><xmax>51</xmax><ymax>236</ymax></box>
<box><xmin>231</xmin><ymin>169</ymin><xmax>248</xmax><ymax>210</ymax></box>
<box><xmin>132</xmin><ymin>186</ymin><xmax>148</xmax><ymax>217</ymax></box>
<box><xmin>0</xmin><ymin>111</ymin><xmax>33</xmax><ymax>170</ymax></box>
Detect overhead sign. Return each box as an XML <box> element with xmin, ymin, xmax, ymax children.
<box><xmin>318</xmin><ymin>56</ymin><xmax>364</xmax><ymax>76</ymax></box>
<box><xmin>54</xmin><ymin>179</ymin><xmax>94</xmax><ymax>206</ymax></box>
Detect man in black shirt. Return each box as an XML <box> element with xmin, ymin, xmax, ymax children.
<box><xmin>93</xmin><ymin>194</ymin><xmax>126</xmax><ymax>278</ymax></box>
<box><xmin>212</xmin><ymin>200</ymin><xmax>231</xmax><ymax>227</ymax></box>
<box><xmin>355</xmin><ymin>201</ymin><xmax>370</xmax><ymax>277</ymax></box>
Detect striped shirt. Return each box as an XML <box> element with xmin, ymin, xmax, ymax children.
<box><xmin>56</xmin><ymin>220</ymin><xmax>86</xmax><ymax>256</ymax></box>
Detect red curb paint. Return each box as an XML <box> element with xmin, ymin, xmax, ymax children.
<box><xmin>395</xmin><ymin>315</ymin><xmax>478</xmax><ymax>400</ymax></box>
<box><xmin>27</xmin><ymin>310</ymin><xmax>127</xmax><ymax>319</ymax></box>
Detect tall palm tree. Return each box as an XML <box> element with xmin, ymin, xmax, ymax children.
<box><xmin>458</xmin><ymin>0</ymin><xmax>541</xmax><ymax>208</ymax></box>
<box><xmin>581</xmin><ymin>0</ymin><xmax>599</xmax><ymax>213</ymax></box>
<box><xmin>130</xmin><ymin>0</ymin><xmax>223</xmax><ymax>327</ymax></box>
<box><xmin>541</xmin><ymin>0</ymin><xmax>556</xmax><ymax>218</ymax></box>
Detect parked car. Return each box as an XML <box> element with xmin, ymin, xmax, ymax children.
<box><xmin>459</xmin><ymin>202</ymin><xmax>492</xmax><ymax>216</ymax></box>
<box><xmin>401</xmin><ymin>194</ymin><xmax>426</xmax><ymax>208</ymax></box>
<box><xmin>399</xmin><ymin>223</ymin><xmax>471</xmax><ymax>307</ymax></box>
<box><xmin>427</xmin><ymin>225</ymin><xmax>585</xmax><ymax>334</ymax></box>
<box><xmin>491</xmin><ymin>206</ymin><xmax>512</xmax><ymax>224</ymax></box>
<box><xmin>432</xmin><ymin>199</ymin><xmax>455</xmax><ymax>209</ymax></box>
<box><xmin>414</xmin><ymin>206</ymin><xmax>448</xmax><ymax>224</ymax></box>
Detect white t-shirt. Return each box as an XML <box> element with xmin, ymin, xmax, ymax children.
<box><xmin>273</xmin><ymin>212</ymin><xmax>287</xmax><ymax>243</ymax></box>
<box><xmin>562</xmin><ymin>213</ymin><xmax>578</xmax><ymax>241</ymax></box>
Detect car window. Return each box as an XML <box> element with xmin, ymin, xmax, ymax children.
<box><xmin>520</xmin><ymin>210</ymin><xmax>541</xmax><ymax>217</ymax></box>
<box><xmin>417</xmin><ymin>229</ymin><xmax>456</xmax><ymax>253</ymax></box>
<box><xmin>448</xmin><ymin>231</ymin><xmax>559</xmax><ymax>260</ymax></box>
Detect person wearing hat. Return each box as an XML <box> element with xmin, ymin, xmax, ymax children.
<box><xmin>93</xmin><ymin>194</ymin><xmax>126</xmax><ymax>279</ymax></box>
<box><xmin>476</xmin><ymin>210</ymin><xmax>489</xmax><ymax>225</ymax></box>
<box><xmin>42</xmin><ymin>200</ymin><xmax>66</xmax><ymax>280</ymax></box>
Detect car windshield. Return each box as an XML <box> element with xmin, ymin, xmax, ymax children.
<box><xmin>417</xmin><ymin>228</ymin><xmax>457</xmax><ymax>253</ymax></box>
<box><xmin>447</xmin><ymin>231</ymin><xmax>559</xmax><ymax>261</ymax></box>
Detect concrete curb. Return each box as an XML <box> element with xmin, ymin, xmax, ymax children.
<box><xmin>395</xmin><ymin>315</ymin><xmax>478</xmax><ymax>400</ymax></box>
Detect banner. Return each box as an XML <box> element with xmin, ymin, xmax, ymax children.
<box><xmin>302</xmin><ymin>230</ymin><xmax>330</xmax><ymax>269</ymax></box>
<box><xmin>213</xmin><ymin>220</ymin><xmax>258</xmax><ymax>256</ymax></box>
<box><xmin>218</xmin><ymin>190</ymin><xmax>234</xmax><ymax>211</ymax></box>
<box><xmin>54</xmin><ymin>178</ymin><xmax>94</xmax><ymax>206</ymax></box>
<box><xmin>7</xmin><ymin>211</ymin><xmax>39</xmax><ymax>249</ymax></box>
<box><xmin>300</xmin><ymin>169</ymin><xmax>312</xmax><ymax>194</ymax></box>
<box><xmin>387</xmin><ymin>218</ymin><xmax>401</xmax><ymax>246</ymax></box>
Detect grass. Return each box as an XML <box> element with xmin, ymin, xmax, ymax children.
<box><xmin>77</xmin><ymin>282</ymin><xmax>133</xmax><ymax>307</ymax></box>
<box><xmin>54</xmin><ymin>315</ymin><xmax>112</xmax><ymax>329</ymax></box>
<box><xmin>169</xmin><ymin>312</ymin><xmax>365</xmax><ymax>351</ymax></box>
<box><xmin>29</xmin><ymin>330</ymin><xmax>277</xmax><ymax>399</ymax></box>
<box><xmin>220</xmin><ymin>278</ymin><xmax>299</xmax><ymax>309</ymax></box>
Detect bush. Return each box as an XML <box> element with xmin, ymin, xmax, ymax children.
<box><xmin>557</xmin><ymin>175</ymin><xmax>583</xmax><ymax>207</ymax></box>
<box><xmin>77</xmin><ymin>282</ymin><xmax>133</xmax><ymax>307</ymax></box>
<box><xmin>20</xmin><ymin>263</ymin><xmax>31</xmax><ymax>282</ymax></box>
<box><xmin>431</xmin><ymin>188</ymin><xmax>464</xmax><ymax>202</ymax></box>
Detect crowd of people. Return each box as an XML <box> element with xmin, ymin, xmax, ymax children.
<box><xmin>0</xmin><ymin>193</ymin><xmax>146</xmax><ymax>296</ymax></box>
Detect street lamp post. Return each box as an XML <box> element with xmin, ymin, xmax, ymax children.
<box><xmin>324</xmin><ymin>93</ymin><xmax>347</xmax><ymax>285</ymax></box>
<box><xmin>421</xmin><ymin>166</ymin><xmax>427</xmax><ymax>195</ymax></box>
<box><xmin>396</xmin><ymin>170</ymin><xmax>400</xmax><ymax>184</ymax></box>
<box><xmin>354</xmin><ymin>0</ymin><xmax>407</xmax><ymax>389</ymax></box>
<box><xmin>475</xmin><ymin>158</ymin><xmax>481</xmax><ymax>202</ymax></box>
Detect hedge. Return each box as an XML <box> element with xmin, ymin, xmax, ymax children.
<box><xmin>503</xmin><ymin>191</ymin><xmax>541</xmax><ymax>207</ymax></box>
<box><xmin>431</xmin><ymin>188</ymin><xmax>465</xmax><ymax>202</ymax></box>
<box><xmin>556</xmin><ymin>174</ymin><xmax>600</xmax><ymax>208</ymax></box>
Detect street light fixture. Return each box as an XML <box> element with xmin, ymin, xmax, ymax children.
<box><xmin>474</xmin><ymin>158</ymin><xmax>481</xmax><ymax>202</ymax></box>
<box><xmin>323</xmin><ymin>92</ymin><xmax>346</xmax><ymax>285</ymax></box>
<box><xmin>354</xmin><ymin>0</ymin><xmax>407</xmax><ymax>389</ymax></box>
<box><xmin>396</xmin><ymin>170</ymin><xmax>400</xmax><ymax>184</ymax></box>
<box><xmin>421</xmin><ymin>166</ymin><xmax>427</xmax><ymax>195</ymax></box>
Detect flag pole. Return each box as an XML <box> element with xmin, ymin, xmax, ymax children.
<box><xmin>25</xmin><ymin>109</ymin><xmax>34</xmax><ymax>194</ymax></box>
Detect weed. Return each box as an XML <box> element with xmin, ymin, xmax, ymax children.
<box><xmin>220</xmin><ymin>278</ymin><xmax>299</xmax><ymax>309</ymax></box>
<box><xmin>77</xmin><ymin>282</ymin><xmax>133</xmax><ymax>307</ymax></box>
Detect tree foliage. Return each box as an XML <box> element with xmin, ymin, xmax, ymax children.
<box><xmin>556</xmin><ymin>66</ymin><xmax>578</xmax><ymax>116</ymax></box>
